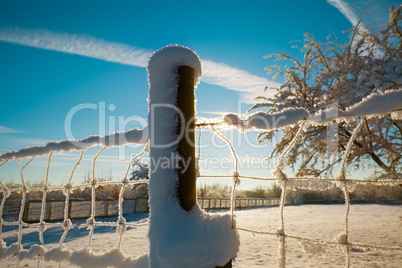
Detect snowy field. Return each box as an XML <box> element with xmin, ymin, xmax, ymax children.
<box><xmin>1</xmin><ymin>204</ymin><xmax>401</xmax><ymax>267</ymax></box>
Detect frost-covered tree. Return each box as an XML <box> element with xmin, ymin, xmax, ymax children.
<box><xmin>252</xmin><ymin>5</ymin><xmax>402</xmax><ymax>177</ymax></box>
<box><xmin>127</xmin><ymin>160</ymin><xmax>149</xmax><ymax>198</ymax></box>
<box><xmin>129</xmin><ymin>159</ymin><xmax>149</xmax><ymax>180</ymax></box>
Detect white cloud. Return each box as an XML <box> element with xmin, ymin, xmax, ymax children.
<box><xmin>327</xmin><ymin>0</ymin><xmax>360</xmax><ymax>26</ymax></box>
<box><xmin>201</xmin><ymin>60</ymin><xmax>278</xmax><ymax>103</ymax></box>
<box><xmin>0</xmin><ymin>137</ymin><xmax>48</xmax><ymax>154</ymax></box>
<box><xmin>326</xmin><ymin>0</ymin><xmax>393</xmax><ymax>31</ymax></box>
<box><xmin>327</xmin><ymin>0</ymin><xmax>393</xmax><ymax>58</ymax></box>
<box><xmin>0</xmin><ymin>125</ymin><xmax>25</xmax><ymax>134</ymax></box>
<box><xmin>198</xmin><ymin>111</ymin><xmax>231</xmax><ymax>116</ymax></box>
<box><xmin>0</xmin><ymin>27</ymin><xmax>153</xmax><ymax>67</ymax></box>
<box><xmin>0</xmin><ymin>27</ymin><xmax>276</xmax><ymax>103</ymax></box>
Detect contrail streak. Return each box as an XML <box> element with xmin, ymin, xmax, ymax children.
<box><xmin>0</xmin><ymin>27</ymin><xmax>276</xmax><ymax>102</ymax></box>
<box><xmin>327</xmin><ymin>0</ymin><xmax>360</xmax><ymax>26</ymax></box>
<box><xmin>0</xmin><ymin>27</ymin><xmax>153</xmax><ymax>67</ymax></box>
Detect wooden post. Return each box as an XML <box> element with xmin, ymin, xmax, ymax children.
<box><xmin>176</xmin><ymin>66</ymin><xmax>197</xmax><ymax>211</ymax></box>
<box><xmin>148</xmin><ymin>47</ymin><xmax>233</xmax><ymax>268</ymax></box>
<box><xmin>176</xmin><ymin>66</ymin><xmax>232</xmax><ymax>268</ymax></box>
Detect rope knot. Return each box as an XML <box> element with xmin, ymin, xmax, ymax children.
<box><xmin>232</xmin><ymin>170</ymin><xmax>241</xmax><ymax>186</ymax></box>
<box><xmin>273</xmin><ymin>167</ymin><xmax>287</xmax><ymax>181</ymax></box>
<box><xmin>43</xmin><ymin>184</ymin><xmax>49</xmax><ymax>193</ymax></box>
<box><xmin>62</xmin><ymin>219</ymin><xmax>73</xmax><ymax>230</ymax></box>
<box><xmin>86</xmin><ymin>218</ymin><xmax>95</xmax><ymax>230</ymax></box>
<box><xmin>21</xmin><ymin>184</ymin><xmax>30</xmax><ymax>194</ymax></box>
<box><xmin>91</xmin><ymin>178</ymin><xmax>98</xmax><ymax>187</ymax></box>
<box><xmin>121</xmin><ymin>178</ymin><xmax>129</xmax><ymax>186</ymax></box>
<box><xmin>63</xmin><ymin>183</ymin><xmax>74</xmax><ymax>195</ymax></box>
<box><xmin>335</xmin><ymin>233</ymin><xmax>348</xmax><ymax>244</ymax></box>
<box><xmin>117</xmin><ymin>217</ymin><xmax>127</xmax><ymax>235</ymax></box>
<box><xmin>3</xmin><ymin>189</ymin><xmax>11</xmax><ymax>198</ymax></box>
<box><xmin>38</xmin><ymin>221</ymin><xmax>47</xmax><ymax>233</ymax></box>
<box><xmin>276</xmin><ymin>228</ymin><xmax>285</xmax><ymax>237</ymax></box>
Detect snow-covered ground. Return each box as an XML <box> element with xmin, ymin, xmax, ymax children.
<box><xmin>234</xmin><ymin>204</ymin><xmax>402</xmax><ymax>268</ymax></box>
<box><xmin>1</xmin><ymin>204</ymin><xmax>401</xmax><ymax>267</ymax></box>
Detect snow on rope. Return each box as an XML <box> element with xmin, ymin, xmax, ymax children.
<box><xmin>0</xmin><ymin>127</ymin><xmax>148</xmax><ymax>161</ymax></box>
<box><xmin>223</xmin><ymin>89</ymin><xmax>402</xmax><ymax>130</ymax></box>
<box><xmin>309</xmin><ymin>89</ymin><xmax>402</xmax><ymax>126</ymax></box>
<box><xmin>1</xmin><ymin>49</ymin><xmax>401</xmax><ymax>268</ymax></box>
<box><xmin>208</xmin><ymin>115</ymin><xmax>402</xmax><ymax>267</ymax></box>
<box><xmin>0</xmin><ymin>139</ymin><xmax>150</xmax><ymax>267</ymax></box>
<box><xmin>199</xmin><ymin>90</ymin><xmax>402</xmax><ymax>267</ymax></box>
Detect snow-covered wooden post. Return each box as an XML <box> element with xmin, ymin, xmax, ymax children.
<box><xmin>176</xmin><ymin>65</ymin><xmax>197</xmax><ymax>211</ymax></box>
<box><xmin>147</xmin><ymin>46</ymin><xmax>239</xmax><ymax>268</ymax></box>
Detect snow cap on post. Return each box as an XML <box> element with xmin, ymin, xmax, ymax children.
<box><xmin>147</xmin><ymin>45</ymin><xmax>202</xmax><ymax>94</ymax></box>
<box><xmin>147</xmin><ymin>45</ymin><xmax>202</xmax><ymax>148</ymax></box>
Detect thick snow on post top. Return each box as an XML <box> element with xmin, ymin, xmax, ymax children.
<box><xmin>148</xmin><ymin>45</ymin><xmax>202</xmax><ymax>105</ymax></box>
<box><xmin>147</xmin><ymin>46</ymin><xmax>239</xmax><ymax>268</ymax></box>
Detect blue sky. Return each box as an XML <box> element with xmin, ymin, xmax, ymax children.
<box><xmin>0</xmin><ymin>0</ymin><xmax>398</xmax><ymax>188</ymax></box>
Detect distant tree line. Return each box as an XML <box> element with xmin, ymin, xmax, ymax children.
<box><xmin>196</xmin><ymin>182</ymin><xmax>401</xmax><ymax>204</ymax></box>
<box><xmin>287</xmin><ymin>183</ymin><xmax>402</xmax><ymax>204</ymax></box>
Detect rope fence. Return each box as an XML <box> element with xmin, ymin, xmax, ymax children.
<box><xmin>197</xmin><ymin>197</ymin><xmax>281</xmax><ymax>210</ymax></box>
<box><xmin>0</xmin><ymin>85</ymin><xmax>401</xmax><ymax>267</ymax></box>
<box><xmin>0</xmin><ymin>116</ymin><xmax>401</xmax><ymax>267</ymax></box>
<box><xmin>0</xmin><ymin>143</ymin><xmax>150</xmax><ymax>267</ymax></box>
<box><xmin>196</xmin><ymin>115</ymin><xmax>401</xmax><ymax>268</ymax></box>
<box><xmin>0</xmin><ymin>117</ymin><xmax>401</xmax><ymax>267</ymax></box>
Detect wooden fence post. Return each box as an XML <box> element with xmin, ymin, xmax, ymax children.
<box><xmin>176</xmin><ymin>66</ymin><xmax>197</xmax><ymax>211</ymax></box>
<box><xmin>148</xmin><ymin>46</ymin><xmax>233</xmax><ymax>268</ymax></box>
<box><xmin>175</xmin><ymin>64</ymin><xmax>233</xmax><ymax>268</ymax></box>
